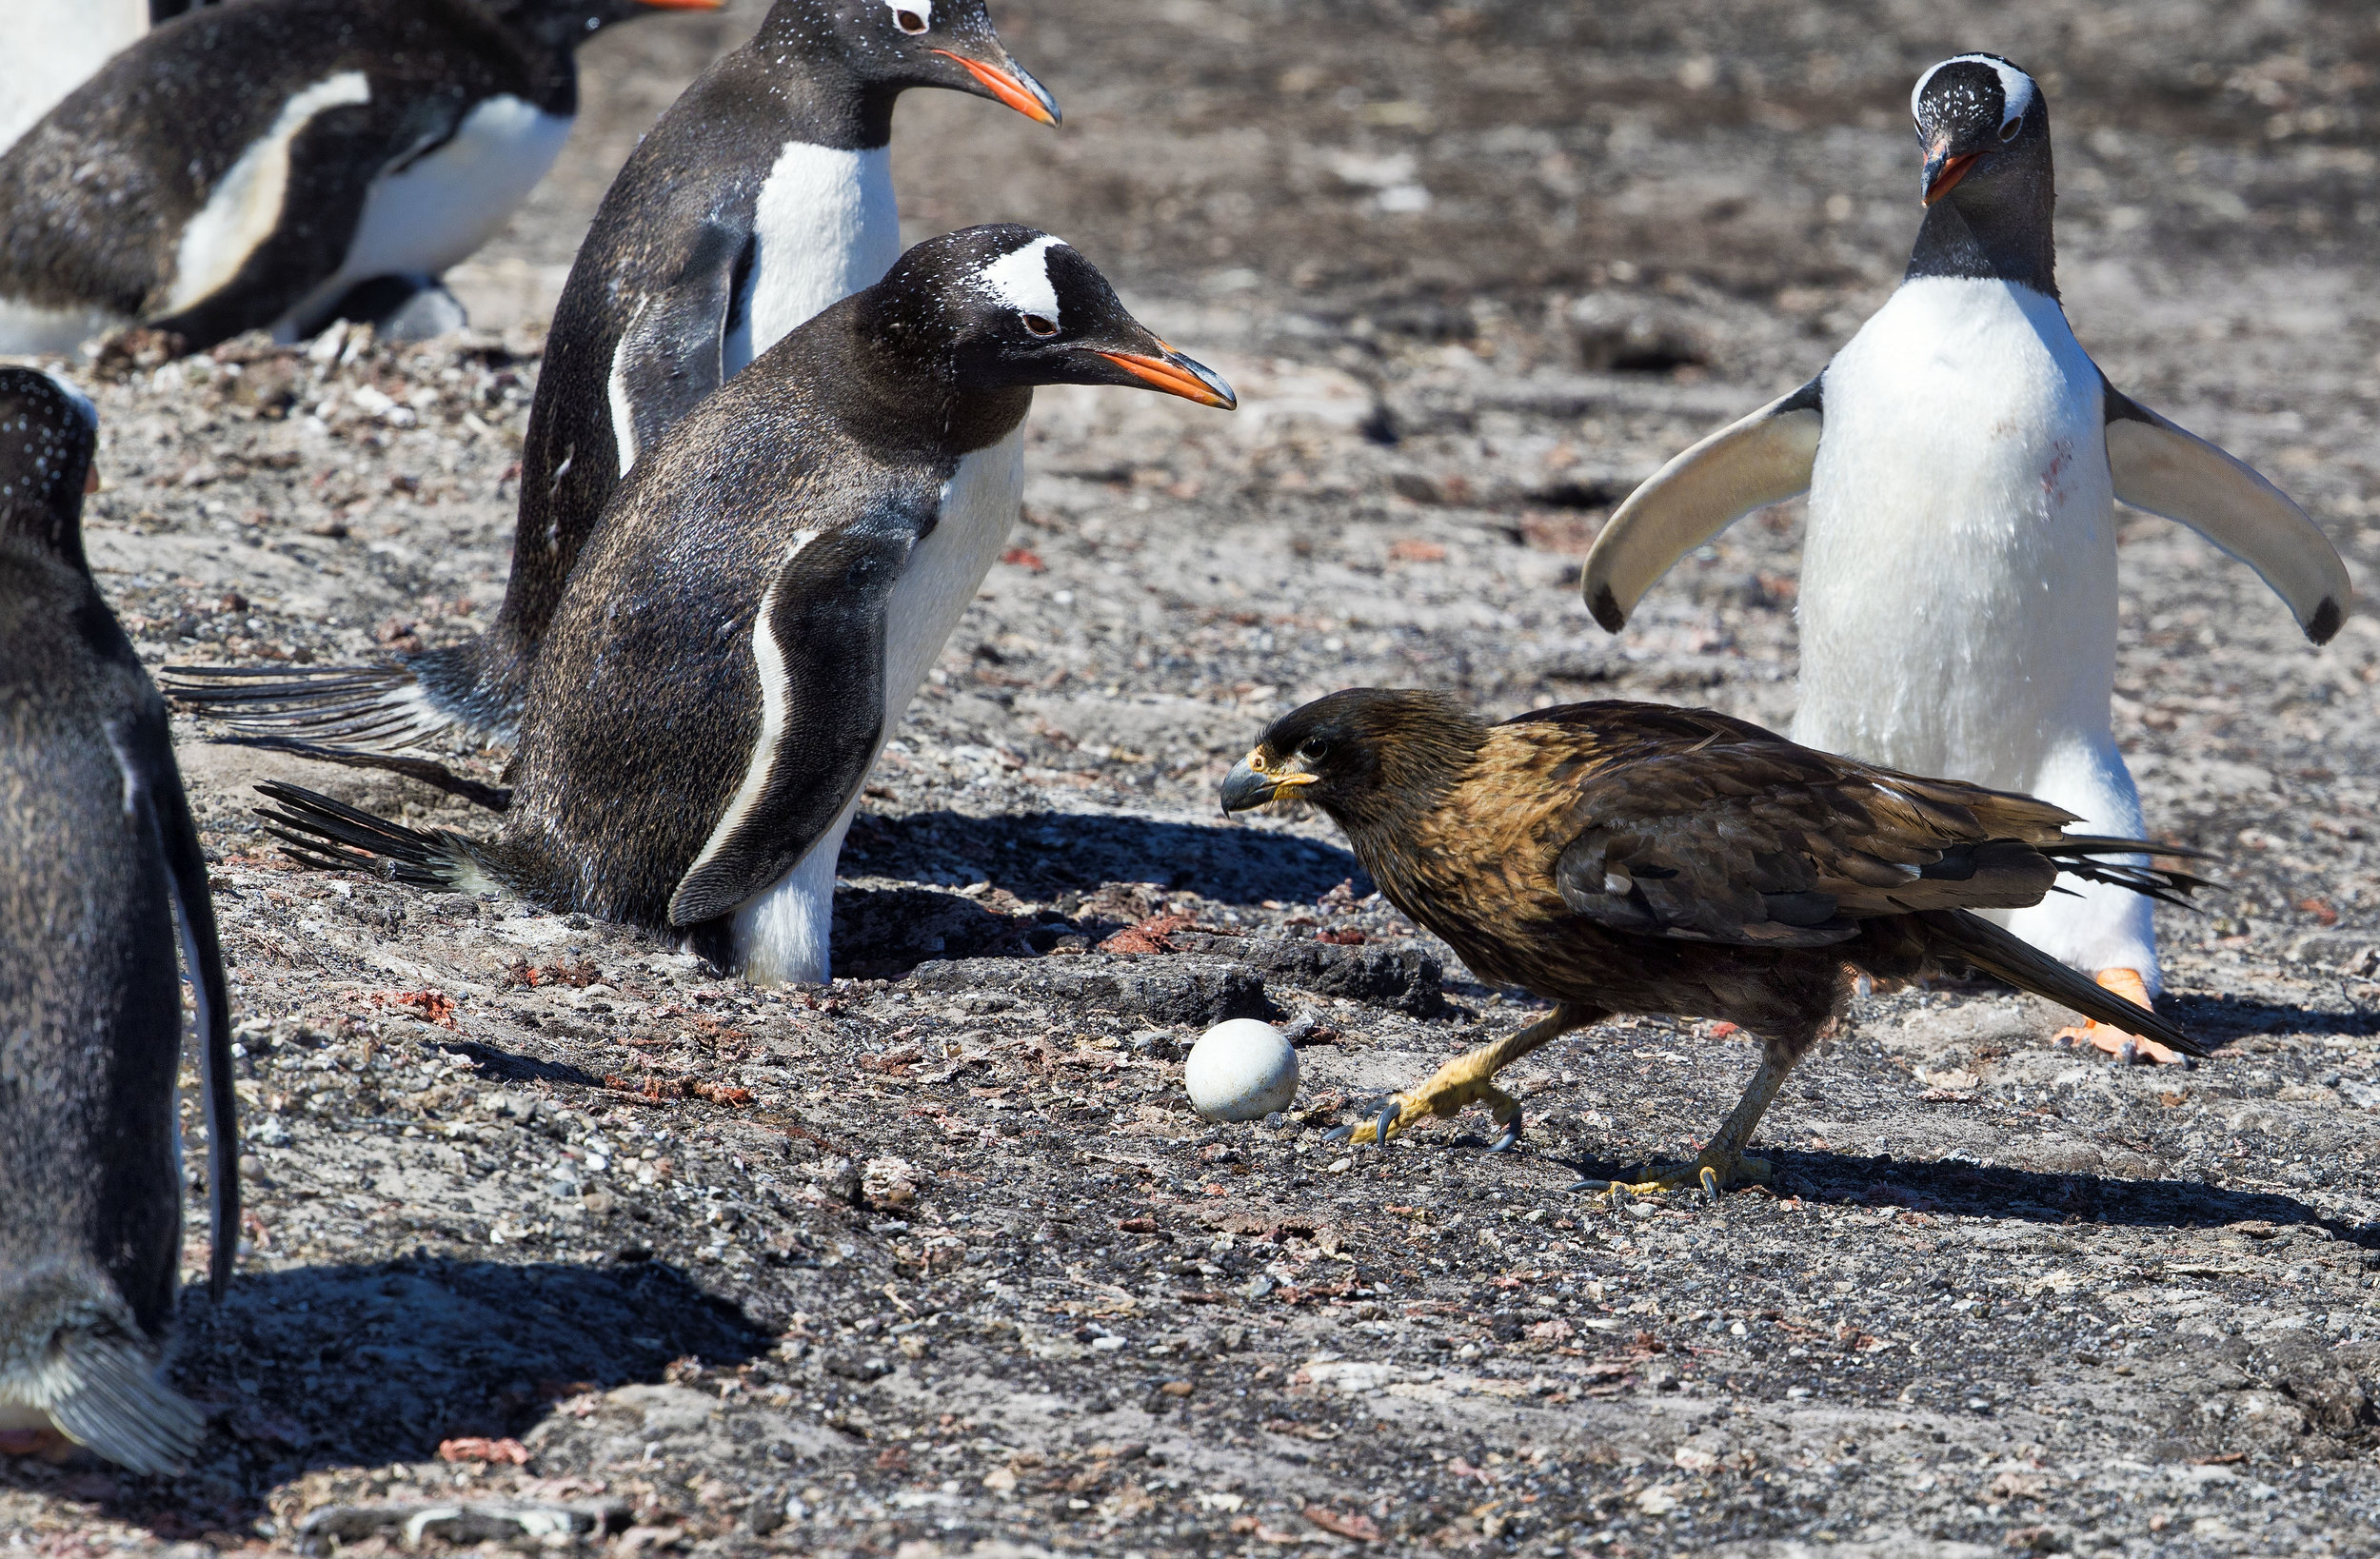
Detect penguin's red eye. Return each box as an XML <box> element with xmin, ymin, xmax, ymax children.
<box><xmin>1021</xmin><ymin>314</ymin><xmax>1059</xmax><ymax>338</ymax></box>
<box><xmin>893</xmin><ymin>7</ymin><xmax>929</xmax><ymax>33</ymax></box>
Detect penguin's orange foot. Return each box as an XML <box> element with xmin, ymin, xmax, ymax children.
<box><xmin>0</xmin><ymin>1426</ymin><xmax>73</xmax><ymax>1461</ymax></box>
<box><xmin>2053</xmin><ymin>969</ymin><xmax>2184</xmax><ymax>1065</ymax></box>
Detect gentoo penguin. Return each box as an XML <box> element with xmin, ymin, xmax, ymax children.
<box><xmin>0</xmin><ymin>369</ymin><xmax>237</xmax><ymax>1474</ymax></box>
<box><xmin>1577</xmin><ymin>55</ymin><xmax>2351</xmax><ymax>1063</ymax></box>
<box><xmin>256</xmin><ymin>227</ymin><xmax>1234</xmax><ymax>986</ymax></box>
<box><xmin>171</xmin><ymin>0</ymin><xmax>1060</xmax><ymax>753</ymax></box>
<box><xmin>0</xmin><ymin>0</ymin><xmax>722</xmax><ymax>357</ymax></box>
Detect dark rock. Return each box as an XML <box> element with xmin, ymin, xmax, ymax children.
<box><xmin>1167</xmin><ymin>932</ymin><xmax>1445</xmax><ymax>1016</ymax></box>
<box><xmin>908</xmin><ymin>954</ymin><xmax>1274</xmax><ymax>1026</ymax></box>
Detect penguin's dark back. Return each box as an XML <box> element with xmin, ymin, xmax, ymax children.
<box><xmin>503</xmin><ymin>317</ymin><xmax>1021</xmax><ymax>928</ymax></box>
<box><xmin>0</xmin><ymin>0</ymin><xmax>564</xmax><ymax>320</ymax></box>
<box><xmin>506</xmin><ymin>42</ymin><xmax>898</xmax><ymax>652</ymax></box>
<box><xmin>0</xmin><ymin>545</ymin><xmax>186</xmax><ymax>1341</ymax></box>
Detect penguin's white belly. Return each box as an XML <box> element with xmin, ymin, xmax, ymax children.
<box><xmin>730</xmin><ymin>427</ymin><xmax>1026</xmax><ymax>986</ymax></box>
<box><xmin>275</xmin><ymin>94</ymin><xmax>572</xmax><ymax>338</ymax></box>
<box><xmin>721</xmin><ymin>142</ymin><xmax>899</xmax><ymax>379</ymax></box>
<box><xmin>1794</xmin><ymin>276</ymin><xmax>2116</xmax><ymax>792</ymax></box>
<box><xmin>0</xmin><ymin>298</ymin><xmax>129</xmax><ymax>355</ymax></box>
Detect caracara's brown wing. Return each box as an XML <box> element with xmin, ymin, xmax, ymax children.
<box><xmin>1499</xmin><ymin>703</ymin><xmax>2085</xmax><ymax>947</ymax></box>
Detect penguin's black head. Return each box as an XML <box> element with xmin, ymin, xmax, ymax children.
<box><xmin>875</xmin><ymin>226</ymin><xmax>1236</xmax><ymax>408</ymax></box>
<box><xmin>485</xmin><ymin>0</ymin><xmax>724</xmax><ymax>54</ymax></box>
<box><xmin>1912</xmin><ymin>54</ymin><xmax>2050</xmax><ymax>207</ymax></box>
<box><xmin>0</xmin><ymin>368</ymin><xmax>98</xmax><ymax>566</ymax></box>
<box><xmin>765</xmin><ymin>0</ymin><xmax>1060</xmax><ymax>126</ymax></box>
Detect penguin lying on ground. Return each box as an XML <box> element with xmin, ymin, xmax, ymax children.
<box><xmin>1577</xmin><ymin>54</ymin><xmax>2350</xmax><ymax>1064</ymax></box>
<box><xmin>0</xmin><ymin>0</ymin><xmax>722</xmax><ymax>357</ymax></box>
<box><xmin>0</xmin><ymin>368</ymin><xmax>237</xmax><ymax>1474</ymax></box>
<box><xmin>169</xmin><ymin>0</ymin><xmax>1060</xmax><ymax>753</ymax></box>
<box><xmin>255</xmin><ymin>227</ymin><xmax>1236</xmax><ymax>986</ymax></box>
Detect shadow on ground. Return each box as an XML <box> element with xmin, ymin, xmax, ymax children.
<box><xmin>844</xmin><ymin>809</ymin><xmax>1369</xmax><ymax>905</ymax></box>
<box><xmin>1538</xmin><ymin>1146</ymin><xmax>2359</xmax><ymax>1239</ymax></box>
<box><xmin>3</xmin><ymin>1256</ymin><xmax>765</xmax><ymax>1535</ymax></box>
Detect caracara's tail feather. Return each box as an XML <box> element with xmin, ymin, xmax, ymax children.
<box><xmin>2038</xmin><ymin>835</ymin><xmax>2220</xmax><ymax>911</ymax></box>
<box><xmin>1920</xmin><ymin>909</ymin><xmax>2207</xmax><ymax>1059</ymax></box>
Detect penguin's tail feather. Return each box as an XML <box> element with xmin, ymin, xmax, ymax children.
<box><xmin>40</xmin><ymin>1326</ymin><xmax>208</xmax><ymax>1477</ymax></box>
<box><xmin>1917</xmin><ymin>909</ymin><xmax>2209</xmax><ymax>1060</ymax></box>
<box><xmin>232</xmin><ymin>736</ymin><xmax>510</xmax><ymax>813</ymax></box>
<box><xmin>2038</xmin><ymin>834</ymin><xmax>2221</xmax><ymax>911</ymax></box>
<box><xmin>252</xmin><ymin>781</ymin><xmax>489</xmax><ymax>893</ymax></box>
<box><xmin>162</xmin><ymin>662</ymin><xmax>449</xmax><ymax>752</ymax></box>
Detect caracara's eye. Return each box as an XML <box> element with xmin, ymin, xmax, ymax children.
<box><xmin>1021</xmin><ymin>313</ymin><xmax>1059</xmax><ymax>339</ymax></box>
<box><xmin>892</xmin><ymin>6</ymin><xmax>929</xmax><ymax>34</ymax></box>
<box><xmin>1998</xmin><ymin>116</ymin><xmax>2020</xmax><ymax>143</ymax></box>
<box><xmin>1297</xmin><ymin>738</ymin><xmax>1330</xmax><ymax>762</ymax></box>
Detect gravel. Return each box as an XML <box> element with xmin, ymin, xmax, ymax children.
<box><xmin>5</xmin><ymin>1</ymin><xmax>2379</xmax><ymax>1554</ymax></box>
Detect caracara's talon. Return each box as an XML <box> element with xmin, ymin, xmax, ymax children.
<box><xmin>1485</xmin><ymin>1110</ymin><xmax>1523</xmax><ymax>1154</ymax></box>
<box><xmin>1602</xmin><ymin>1147</ymin><xmax>1773</xmax><ymax>1203</ymax></box>
<box><xmin>1374</xmin><ymin>1099</ymin><xmax>1399</xmax><ymax>1148</ymax></box>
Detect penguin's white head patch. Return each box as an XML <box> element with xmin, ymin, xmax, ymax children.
<box><xmin>1913</xmin><ymin>53</ymin><xmax>2036</xmax><ymax>137</ymax></box>
<box><xmin>977</xmin><ymin>235</ymin><xmax>1067</xmax><ymax>326</ymax></box>
<box><xmin>885</xmin><ymin>0</ymin><xmax>932</xmax><ymax>34</ymax></box>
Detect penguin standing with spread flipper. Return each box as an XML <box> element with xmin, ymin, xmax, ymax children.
<box><xmin>0</xmin><ymin>369</ymin><xmax>237</xmax><ymax>1475</ymax></box>
<box><xmin>0</xmin><ymin>0</ymin><xmax>722</xmax><ymax>357</ymax></box>
<box><xmin>169</xmin><ymin>0</ymin><xmax>1059</xmax><ymax>753</ymax></box>
<box><xmin>1577</xmin><ymin>55</ymin><xmax>2350</xmax><ymax>1063</ymax></box>
<box><xmin>257</xmin><ymin>227</ymin><xmax>1234</xmax><ymax>987</ymax></box>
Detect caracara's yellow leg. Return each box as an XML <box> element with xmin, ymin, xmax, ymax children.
<box><xmin>1597</xmin><ymin>1046</ymin><xmax>1798</xmax><ymax>1203</ymax></box>
<box><xmin>2053</xmin><ymin>969</ymin><xmax>2184</xmax><ymax>1066</ymax></box>
<box><xmin>1331</xmin><ymin>1006</ymin><xmax>1593</xmax><ymax>1153</ymax></box>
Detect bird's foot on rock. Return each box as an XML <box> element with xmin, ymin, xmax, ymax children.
<box><xmin>1589</xmin><ymin>1145</ymin><xmax>1772</xmax><ymax>1204</ymax></box>
<box><xmin>2053</xmin><ymin>968</ymin><xmax>2186</xmax><ymax>1065</ymax></box>
<box><xmin>1326</xmin><ymin>1049</ymin><xmax>1520</xmax><ymax>1151</ymax></box>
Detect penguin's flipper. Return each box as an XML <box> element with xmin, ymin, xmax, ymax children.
<box><xmin>610</xmin><ymin>221</ymin><xmax>749</xmax><ymax>473</ymax></box>
<box><xmin>115</xmin><ymin>712</ymin><xmax>239</xmax><ymax>1299</ymax></box>
<box><xmin>1578</xmin><ymin>376</ymin><xmax>1823</xmax><ymax>632</ymax></box>
<box><xmin>2102</xmin><ymin>382</ymin><xmax>2351</xmax><ymax>645</ymax></box>
<box><xmin>668</xmin><ymin>525</ymin><xmax>915</xmax><ymax>928</ymax></box>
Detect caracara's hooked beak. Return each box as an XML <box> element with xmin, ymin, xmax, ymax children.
<box><xmin>1921</xmin><ymin>142</ymin><xmax>1981</xmax><ymax>206</ymax></box>
<box><xmin>932</xmin><ymin>48</ymin><xmax>1063</xmax><ymax>127</ymax></box>
<box><xmin>1220</xmin><ymin>749</ymin><xmax>1317</xmax><ymax>816</ymax></box>
<box><xmin>1095</xmin><ymin>341</ymin><xmax>1238</xmax><ymax>410</ymax></box>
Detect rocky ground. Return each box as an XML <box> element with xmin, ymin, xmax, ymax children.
<box><xmin>8</xmin><ymin>0</ymin><xmax>2380</xmax><ymax>1554</ymax></box>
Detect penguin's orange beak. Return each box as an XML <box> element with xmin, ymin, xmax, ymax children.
<box><xmin>84</xmin><ymin>463</ymin><xmax>99</xmax><ymax>495</ymax></box>
<box><xmin>1093</xmin><ymin>345</ymin><xmax>1238</xmax><ymax>409</ymax></box>
<box><xmin>1922</xmin><ymin>149</ymin><xmax>1981</xmax><ymax>206</ymax></box>
<box><xmin>931</xmin><ymin>49</ymin><xmax>1062</xmax><ymax>127</ymax></box>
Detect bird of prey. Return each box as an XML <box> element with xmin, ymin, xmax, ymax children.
<box><xmin>1220</xmin><ymin>689</ymin><xmax>2209</xmax><ymax>1199</ymax></box>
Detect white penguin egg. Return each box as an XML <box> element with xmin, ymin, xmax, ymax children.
<box><xmin>1183</xmin><ymin>1019</ymin><xmax>1299</xmax><ymax>1123</ymax></box>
